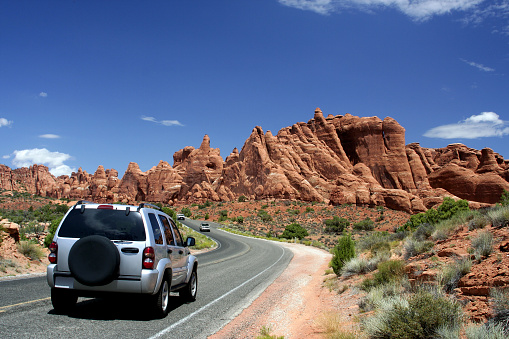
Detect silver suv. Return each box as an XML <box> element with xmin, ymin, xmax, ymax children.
<box><xmin>46</xmin><ymin>201</ymin><xmax>198</xmax><ymax>318</ymax></box>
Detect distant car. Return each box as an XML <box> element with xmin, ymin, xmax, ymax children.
<box><xmin>199</xmin><ymin>222</ymin><xmax>211</xmax><ymax>232</ymax></box>
<box><xmin>177</xmin><ymin>214</ymin><xmax>185</xmax><ymax>220</ymax></box>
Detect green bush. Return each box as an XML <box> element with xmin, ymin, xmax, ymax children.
<box><xmin>236</xmin><ymin>216</ymin><xmax>244</xmax><ymax>224</ymax></box>
<box><xmin>403</xmin><ymin>197</ymin><xmax>469</xmax><ymax>230</ymax></box>
<box><xmin>324</xmin><ymin>216</ymin><xmax>350</xmax><ymax>234</ymax></box>
<box><xmin>238</xmin><ymin>195</ymin><xmax>247</xmax><ymax>202</ymax></box>
<box><xmin>281</xmin><ymin>223</ymin><xmax>308</xmax><ymax>240</ymax></box>
<box><xmin>330</xmin><ymin>233</ymin><xmax>355</xmax><ymax>275</ymax></box>
<box><xmin>353</xmin><ymin>217</ymin><xmax>375</xmax><ymax>231</ymax></box>
<box><xmin>363</xmin><ymin>287</ymin><xmax>463</xmax><ymax>339</ymax></box>
<box><xmin>468</xmin><ymin>214</ymin><xmax>490</xmax><ymax>230</ymax></box>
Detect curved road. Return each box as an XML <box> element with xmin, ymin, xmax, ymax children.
<box><xmin>0</xmin><ymin>219</ymin><xmax>293</xmax><ymax>338</ymax></box>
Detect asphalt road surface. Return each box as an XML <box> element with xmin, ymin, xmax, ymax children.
<box><xmin>0</xmin><ymin>219</ymin><xmax>293</xmax><ymax>338</ymax></box>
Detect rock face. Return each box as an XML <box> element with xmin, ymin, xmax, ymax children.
<box><xmin>1</xmin><ymin>109</ymin><xmax>508</xmax><ymax>213</ymax></box>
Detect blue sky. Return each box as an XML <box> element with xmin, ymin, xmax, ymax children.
<box><xmin>1</xmin><ymin>0</ymin><xmax>508</xmax><ymax>177</ymax></box>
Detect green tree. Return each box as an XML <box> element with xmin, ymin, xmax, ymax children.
<box><xmin>330</xmin><ymin>232</ymin><xmax>355</xmax><ymax>275</ymax></box>
<box><xmin>180</xmin><ymin>207</ymin><xmax>192</xmax><ymax>217</ymax></box>
<box><xmin>281</xmin><ymin>223</ymin><xmax>308</xmax><ymax>240</ymax></box>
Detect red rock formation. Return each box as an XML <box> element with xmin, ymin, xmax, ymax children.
<box><xmin>1</xmin><ymin>109</ymin><xmax>508</xmax><ymax>213</ymax></box>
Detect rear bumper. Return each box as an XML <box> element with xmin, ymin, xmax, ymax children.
<box><xmin>47</xmin><ymin>264</ymin><xmax>159</xmax><ymax>295</ymax></box>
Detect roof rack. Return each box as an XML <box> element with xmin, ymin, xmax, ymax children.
<box><xmin>138</xmin><ymin>203</ymin><xmax>162</xmax><ymax>212</ymax></box>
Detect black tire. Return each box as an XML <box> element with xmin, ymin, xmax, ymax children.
<box><xmin>180</xmin><ymin>268</ymin><xmax>197</xmax><ymax>302</ymax></box>
<box><xmin>51</xmin><ymin>288</ymin><xmax>78</xmax><ymax>314</ymax></box>
<box><xmin>68</xmin><ymin>235</ymin><xmax>120</xmax><ymax>286</ymax></box>
<box><xmin>152</xmin><ymin>275</ymin><xmax>170</xmax><ymax>318</ymax></box>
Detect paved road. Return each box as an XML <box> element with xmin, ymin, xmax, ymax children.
<box><xmin>0</xmin><ymin>219</ymin><xmax>293</xmax><ymax>338</ymax></box>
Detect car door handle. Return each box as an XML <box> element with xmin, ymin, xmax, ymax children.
<box><xmin>179</xmin><ymin>250</ymin><xmax>184</xmax><ymax>255</ymax></box>
<box><xmin>121</xmin><ymin>248</ymin><xmax>139</xmax><ymax>254</ymax></box>
<box><xmin>167</xmin><ymin>249</ymin><xmax>172</xmax><ymax>254</ymax></box>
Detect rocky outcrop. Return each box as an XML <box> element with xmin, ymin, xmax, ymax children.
<box><xmin>1</xmin><ymin>109</ymin><xmax>508</xmax><ymax>213</ymax></box>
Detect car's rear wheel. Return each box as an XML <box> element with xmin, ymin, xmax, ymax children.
<box><xmin>51</xmin><ymin>288</ymin><xmax>78</xmax><ymax>314</ymax></box>
<box><xmin>180</xmin><ymin>268</ymin><xmax>197</xmax><ymax>302</ymax></box>
<box><xmin>152</xmin><ymin>275</ymin><xmax>170</xmax><ymax>318</ymax></box>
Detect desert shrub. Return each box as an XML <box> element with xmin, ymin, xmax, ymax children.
<box><xmin>330</xmin><ymin>232</ymin><xmax>355</xmax><ymax>275</ymax></box>
<box><xmin>500</xmin><ymin>190</ymin><xmax>509</xmax><ymax>207</ymax></box>
<box><xmin>404</xmin><ymin>238</ymin><xmax>434</xmax><ymax>260</ymax></box>
<box><xmin>488</xmin><ymin>206</ymin><xmax>509</xmax><ymax>229</ymax></box>
<box><xmin>342</xmin><ymin>255</ymin><xmax>384</xmax><ymax>277</ymax></box>
<box><xmin>238</xmin><ymin>195</ymin><xmax>247</xmax><ymax>202</ymax></box>
<box><xmin>363</xmin><ymin>287</ymin><xmax>463</xmax><ymax>339</ymax></box>
<box><xmin>432</xmin><ymin>209</ymin><xmax>477</xmax><ymax>240</ymax></box>
<box><xmin>280</xmin><ymin>223</ymin><xmax>308</xmax><ymax>240</ymax></box>
<box><xmin>198</xmin><ymin>200</ymin><xmax>212</xmax><ymax>209</ymax></box>
<box><xmin>17</xmin><ymin>241</ymin><xmax>44</xmax><ymax>261</ymax></box>
<box><xmin>0</xmin><ymin>259</ymin><xmax>17</xmax><ymax>273</ymax></box>
<box><xmin>356</xmin><ymin>231</ymin><xmax>395</xmax><ymax>253</ymax></box>
<box><xmin>469</xmin><ymin>214</ymin><xmax>490</xmax><ymax>230</ymax></box>
<box><xmin>361</xmin><ymin>259</ymin><xmax>406</xmax><ymax>291</ymax></box>
<box><xmin>465</xmin><ymin>322</ymin><xmax>508</xmax><ymax>339</ymax></box>
<box><xmin>324</xmin><ymin>216</ymin><xmax>350</xmax><ymax>234</ymax></box>
<box><xmin>359</xmin><ymin>280</ymin><xmax>406</xmax><ymax>312</ymax></box>
<box><xmin>236</xmin><ymin>216</ymin><xmax>244</xmax><ymax>224</ymax></box>
<box><xmin>412</xmin><ymin>223</ymin><xmax>435</xmax><ymax>241</ymax></box>
<box><xmin>257</xmin><ymin>210</ymin><xmax>273</xmax><ymax>222</ymax></box>
<box><xmin>437</xmin><ymin>257</ymin><xmax>472</xmax><ymax>292</ymax></box>
<box><xmin>472</xmin><ymin>230</ymin><xmax>493</xmax><ymax>258</ymax></box>
<box><xmin>317</xmin><ymin>313</ymin><xmax>359</xmax><ymax>339</ymax></box>
<box><xmin>353</xmin><ymin>217</ymin><xmax>375</xmax><ymax>231</ymax></box>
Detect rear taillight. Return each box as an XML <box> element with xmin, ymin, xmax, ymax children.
<box><xmin>48</xmin><ymin>241</ymin><xmax>58</xmax><ymax>264</ymax></box>
<box><xmin>143</xmin><ymin>247</ymin><xmax>155</xmax><ymax>269</ymax></box>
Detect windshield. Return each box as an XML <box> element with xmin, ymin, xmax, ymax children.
<box><xmin>58</xmin><ymin>208</ymin><xmax>146</xmax><ymax>241</ymax></box>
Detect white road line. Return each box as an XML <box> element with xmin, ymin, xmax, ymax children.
<box><xmin>147</xmin><ymin>246</ymin><xmax>287</xmax><ymax>339</ymax></box>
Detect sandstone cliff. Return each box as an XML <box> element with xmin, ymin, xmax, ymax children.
<box><xmin>1</xmin><ymin>109</ymin><xmax>508</xmax><ymax>213</ymax></box>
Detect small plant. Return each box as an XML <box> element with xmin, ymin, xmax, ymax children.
<box><xmin>324</xmin><ymin>216</ymin><xmax>350</xmax><ymax>234</ymax></box>
<box><xmin>305</xmin><ymin>207</ymin><xmax>314</xmax><ymax>213</ymax></box>
<box><xmin>404</xmin><ymin>238</ymin><xmax>434</xmax><ymax>260</ymax></box>
<box><xmin>488</xmin><ymin>206</ymin><xmax>509</xmax><ymax>229</ymax></box>
<box><xmin>468</xmin><ymin>214</ymin><xmax>489</xmax><ymax>230</ymax></box>
<box><xmin>437</xmin><ymin>257</ymin><xmax>472</xmax><ymax>292</ymax></box>
<box><xmin>238</xmin><ymin>195</ymin><xmax>247</xmax><ymax>202</ymax></box>
<box><xmin>472</xmin><ymin>230</ymin><xmax>493</xmax><ymax>258</ymax></box>
<box><xmin>257</xmin><ymin>210</ymin><xmax>273</xmax><ymax>222</ymax></box>
<box><xmin>353</xmin><ymin>218</ymin><xmax>375</xmax><ymax>231</ymax></box>
<box><xmin>500</xmin><ymin>189</ymin><xmax>509</xmax><ymax>206</ymax></box>
<box><xmin>330</xmin><ymin>233</ymin><xmax>355</xmax><ymax>275</ymax></box>
<box><xmin>180</xmin><ymin>207</ymin><xmax>192</xmax><ymax>217</ymax></box>
<box><xmin>256</xmin><ymin>326</ymin><xmax>284</xmax><ymax>339</ymax></box>
<box><xmin>17</xmin><ymin>241</ymin><xmax>45</xmax><ymax>261</ymax></box>
<box><xmin>361</xmin><ymin>259</ymin><xmax>406</xmax><ymax>291</ymax></box>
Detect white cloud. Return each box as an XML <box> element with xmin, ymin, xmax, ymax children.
<box><xmin>424</xmin><ymin>112</ymin><xmax>509</xmax><ymax>139</ymax></box>
<box><xmin>39</xmin><ymin>134</ymin><xmax>61</xmax><ymax>139</ymax></box>
<box><xmin>12</xmin><ymin>148</ymin><xmax>76</xmax><ymax>176</ymax></box>
<box><xmin>141</xmin><ymin>115</ymin><xmax>184</xmax><ymax>127</ymax></box>
<box><xmin>0</xmin><ymin>118</ymin><xmax>13</xmax><ymax>127</ymax></box>
<box><xmin>278</xmin><ymin>0</ymin><xmax>486</xmax><ymax>21</ymax></box>
<box><xmin>2</xmin><ymin>155</ymin><xmax>10</xmax><ymax>159</ymax></box>
<box><xmin>39</xmin><ymin>92</ymin><xmax>48</xmax><ymax>97</ymax></box>
<box><xmin>461</xmin><ymin>58</ymin><xmax>495</xmax><ymax>72</ymax></box>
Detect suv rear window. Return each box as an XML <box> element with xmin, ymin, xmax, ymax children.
<box><xmin>58</xmin><ymin>208</ymin><xmax>146</xmax><ymax>241</ymax></box>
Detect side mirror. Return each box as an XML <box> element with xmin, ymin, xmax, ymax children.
<box><xmin>186</xmin><ymin>237</ymin><xmax>195</xmax><ymax>247</ymax></box>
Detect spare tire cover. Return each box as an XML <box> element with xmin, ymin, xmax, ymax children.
<box><xmin>68</xmin><ymin>235</ymin><xmax>120</xmax><ymax>286</ymax></box>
